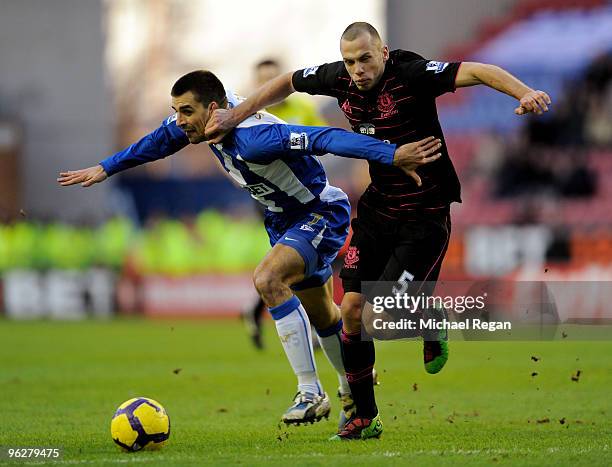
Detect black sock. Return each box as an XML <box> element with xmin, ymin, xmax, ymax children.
<box><xmin>341</xmin><ymin>329</ymin><xmax>377</xmax><ymax>419</ymax></box>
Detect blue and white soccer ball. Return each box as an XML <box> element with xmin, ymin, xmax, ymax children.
<box><xmin>110</xmin><ymin>397</ymin><xmax>170</xmax><ymax>452</ymax></box>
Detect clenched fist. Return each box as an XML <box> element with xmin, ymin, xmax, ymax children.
<box><xmin>515</xmin><ymin>90</ymin><xmax>551</xmax><ymax>116</ymax></box>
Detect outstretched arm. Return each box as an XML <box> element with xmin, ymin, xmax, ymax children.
<box><xmin>242</xmin><ymin>124</ymin><xmax>441</xmax><ymax>186</ymax></box>
<box><xmin>57</xmin><ymin>116</ymin><xmax>189</xmax><ymax>187</ymax></box>
<box><xmin>205</xmin><ymin>72</ymin><xmax>296</xmax><ymax>143</ymax></box>
<box><xmin>455</xmin><ymin>62</ymin><xmax>551</xmax><ymax>115</ymax></box>
<box><xmin>300</xmin><ymin>127</ymin><xmax>441</xmax><ymax>186</ymax></box>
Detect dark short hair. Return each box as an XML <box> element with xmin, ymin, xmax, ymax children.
<box><xmin>171</xmin><ymin>70</ymin><xmax>226</xmax><ymax>107</ymax></box>
<box><xmin>256</xmin><ymin>58</ymin><xmax>280</xmax><ymax>69</ymax></box>
<box><xmin>341</xmin><ymin>22</ymin><xmax>382</xmax><ymax>43</ymax></box>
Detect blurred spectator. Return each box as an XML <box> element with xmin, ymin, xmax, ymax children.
<box><xmin>584</xmin><ymin>51</ymin><xmax>612</xmax><ymax>96</ymax></box>
<box><xmin>495</xmin><ymin>128</ymin><xmax>553</xmax><ymax>197</ymax></box>
<box><xmin>584</xmin><ymin>86</ymin><xmax>612</xmax><ymax>147</ymax></box>
<box><xmin>471</xmin><ymin>131</ymin><xmax>505</xmax><ymax>179</ymax></box>
<box><xmin>253</xmin><ymin>59</ymin><xmax>327</xmax><ymax>126</ymax></box>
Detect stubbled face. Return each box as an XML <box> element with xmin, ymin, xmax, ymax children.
<box><xmin>172</xmin><ymin>91</ymin><xmax>217</xmax><ymax>144</ymax></box>
<box><xmin>340</xmin><ymin>33</ymin><xmax>389</xmax><ymax>91</ymax></box>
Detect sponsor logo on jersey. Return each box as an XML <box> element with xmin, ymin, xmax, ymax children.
<box><xmin>245</xmin><ymin>183</ymin><xmax>274</xmax><ymax>197</ymax></box>
<box><xmin>299</xmin><ymin>224</ymin><xmax>315</xmax><ymax>232</ymax></box>
<box><xmin>377</xmin><ymin>92</ymin><xmax>398</xmax><ymax>118</ymax></box>
<box><xmin>303</xmin><ymin>66</ymin><xmax>320</xmax><ymax>77</ymax></box>
<box><xmin>358</xmin><ymin>123</ymin><xmax>376</xmax><ymax>135</ymax></box>
<box><xmin>426</xmin><ymin>61</ymin><xmax>449</xmax><ymax>74</ymax></box>
<box><xmin>166</xmin><ymin>114</ymin><xmax>178</xmax><ymax>125</ymax></box>
<box><xmin>290</xmin><ymin>132</ymin><xmax>309</xmax><ymax>150</ymax></box>
<box><xmin>344</xmin><ymin>246</ymin><xmax>360</xmax><ymax>269</ymax></box>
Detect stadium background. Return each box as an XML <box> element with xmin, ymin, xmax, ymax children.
<box><xmin>1</xmin><ymin>1</ymin><xmax>611</xmax><ymax>464</ymax></box>
<box><xmin>1</xmin><ymin>0</ymin><xmax>610</xmax><ymax>319</ymax></box>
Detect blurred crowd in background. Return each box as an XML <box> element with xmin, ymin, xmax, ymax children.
<box><xmin>0</xmin><ymin>213</ymin><xmax>268</xmax><ymax>275</ymax></box>
<box><xmin>496</xmin><ymin>52</ymin><xmax>611</xmax><ymax>199</ymax></box>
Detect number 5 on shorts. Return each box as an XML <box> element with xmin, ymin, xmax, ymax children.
<box><xmin>392</xmin><ymin>270</ymin><xmax>414</xmax><ymax>295</ymax></box>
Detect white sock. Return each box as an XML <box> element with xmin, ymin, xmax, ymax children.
<box><xmin>316</xmin><ymin>319</ymin><xmax>351</xmax><ymax>395</ymax></box>
<box><xmin>269</xmin><ymin>295</ymin><xmax>322</xmax><ymax>395</ymax></box>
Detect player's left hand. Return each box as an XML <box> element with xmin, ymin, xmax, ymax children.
<box><xmin>393</xmin><ymin>136</ymin><xmax>442</xmax><ymax>186</ymax></box>
<box><xmin>515</xmin><ymin>90</ymin><xmax>551</xmax><ymax>116</ymax></box>
<box><xmin>205</xmin><ymin>108</ymin><xmax>235</xmax><ymax>143</ymax></box>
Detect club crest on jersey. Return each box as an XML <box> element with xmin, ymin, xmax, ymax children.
<box><xmin>299</xmin><ymin>224</ymin><xmax>315</xmax><ymax>232</ymax></box>
<box><xmin>341</xmin><ymin>99</ymin><xmax>353</xmax><ymax>115</ymax></box>
<box><xmin>166</xmin><ymin>114</ymin><xmax>178</xmax><ymax>125</ymax></box>
<box><xmin>289</xmin><ymin>132</ymin><xmax>309</xmax><ymax>150</ymax></box>
<box><xmin>377</xmin><ymin>92</ymin><xmax>398</xmax><ymax>118</ymax></box>
<box><xmin>344</xmin><ymin>246</ymin><xmax>360</xmax><ymax>268</ymax></box>
<box><xmin>303</xmin><ymin>66</ymin><xmax>320</xmax><ymax>78</ymax></box>
<box><xmin>426</xmin><ymin>61</ymin><xmax>449</xmax><ymax>74</ymax></box>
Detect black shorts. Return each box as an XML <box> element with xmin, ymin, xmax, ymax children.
<box><xmin>340</xmin><ymin>202</ymin><xmax>451</xmax><ymax>295</ymax></box>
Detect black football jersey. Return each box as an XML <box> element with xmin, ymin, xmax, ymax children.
<box><xmin>293</xmin><ymin>50</ymin><xmax>462</xmax><ymax>219</ymax></box>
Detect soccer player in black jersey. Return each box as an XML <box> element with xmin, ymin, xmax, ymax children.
<box><xmin>206</xmin><ymin>22</ymin><xmax>551</xmax><ymax>440</ymax></box>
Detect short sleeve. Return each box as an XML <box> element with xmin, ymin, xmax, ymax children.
<box><xmin>399</xmin><ymin>59</ymin><xmax>462</xmax><ymax>97</ymax></box>
<box><xmin>292</xmin><ymin>61</ymin><xmax>344</xmax><ymax>97</ymax></box>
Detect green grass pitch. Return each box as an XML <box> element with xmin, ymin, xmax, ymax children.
<box><xmin>0</xmin><ymin>319</ymin><xmax>610</xmax><ymax>466</ymax></box>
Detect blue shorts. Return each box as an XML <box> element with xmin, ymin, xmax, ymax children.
<box><xmin>264</xmin><ymin>199</ymin><xmax>350</xmax><ymax>291</ymax></box>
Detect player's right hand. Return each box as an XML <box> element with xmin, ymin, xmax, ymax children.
<box><xmin>57</xmin><ymin>165</ymin><xmax>108</xmax><ymax>187</ymax></box>
<box><xmin>393</xmin><ymin>136</ymin><xmax>442</xmax><ymax>186</ymax></box>
<box><xmin>205</xmin><ymin>108</ymin><xmax>236</xmax><ymax>143</ymax></box>
<box><xmin>515</xmin><ymin>89</ymin><xmax>551</xmax><ymax>115</ymax></box>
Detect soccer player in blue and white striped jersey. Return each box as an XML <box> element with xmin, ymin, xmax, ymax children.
<box><xmin>58</xmin><ymin>70</ymin><xmax>441</xmax><ymax>429</ymax></box>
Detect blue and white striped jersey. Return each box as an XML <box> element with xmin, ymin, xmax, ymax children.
<box><xmin>99</xmin><ymin>90</ymin><xmax>397</xmax><ymax>214</ymax></box>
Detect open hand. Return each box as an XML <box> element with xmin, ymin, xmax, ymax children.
<box><xmin>393</xmin><ymin>136</ymin><xmax>442</xmax><ymax>186</ymax></box>
<box><xmin>515</xmin><ymin>90</ymin><xmax>551</xmax><ymax>115</ymax></box>
<box><xmin>57</xmin><ymin>165</ymin><xmax>108</xmax><ymax>187</ymax></box>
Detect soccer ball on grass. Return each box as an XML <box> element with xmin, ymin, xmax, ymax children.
<box><xmin>110</xmin><ymin>397</ymin><xmax>170</xmax><ymax>452</ymax></box>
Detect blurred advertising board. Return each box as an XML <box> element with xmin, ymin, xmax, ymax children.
<box><xmin>0</xmin><ymin>270</ymin><xmax>257</xmax><ymax>319</ymax></box>
<box><xmin>117</xmin><ymin>274</ymin><xmax>258</xmax><ymax>317</ymax></box>
<box><xmin>2</xmin><ymin>269</ymin><xmax>115</xmax><ymax>319</ymax></box>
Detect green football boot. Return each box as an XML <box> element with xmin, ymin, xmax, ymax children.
<box><xmin>336</xmin><ymin>369</ymin><xmax>379</xmax><ymax>430</ymax></box>
<box><xmin>423</xmin><ymin>306</ymin><xmax>449</xmax><ymax>374</ymax></box>
<box><xmin>329</xmin><ymin>413</ymin><xmax>383</xmax><ymax>440</ymax></box>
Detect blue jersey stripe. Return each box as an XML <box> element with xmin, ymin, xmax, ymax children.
<box><xmin>209</xmin><ymin>103</ymin><xmax>340</xmax><ymax>212</ymax></box>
